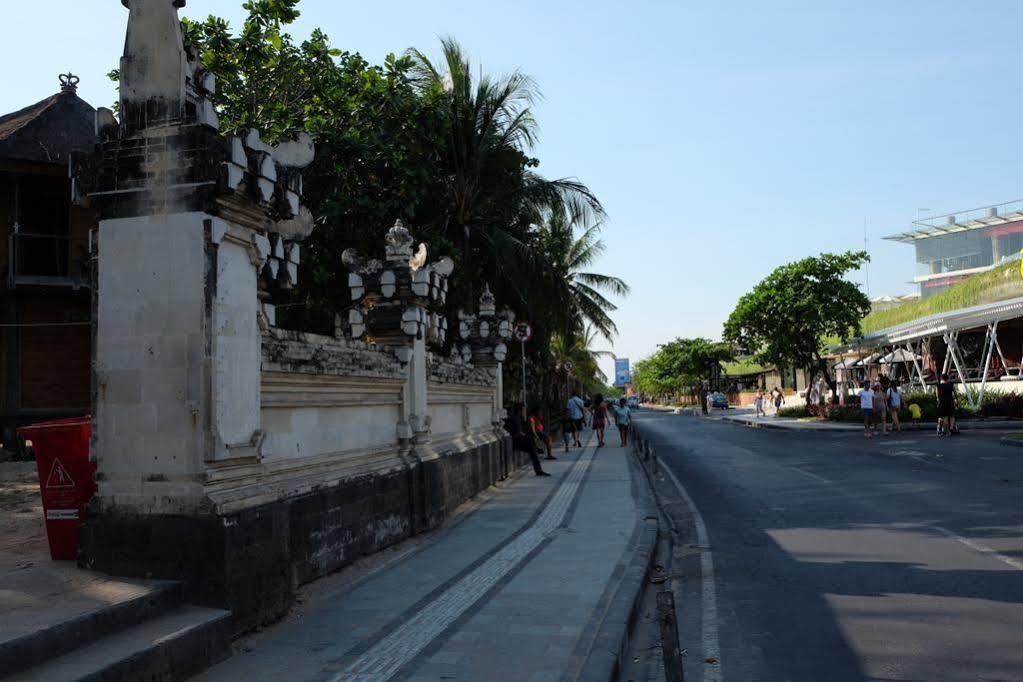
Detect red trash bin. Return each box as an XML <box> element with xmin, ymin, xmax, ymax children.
<box><xmin>17</xmin><ymin>416</ymin><xmax>95</xmax><ymax>561</ymax></box>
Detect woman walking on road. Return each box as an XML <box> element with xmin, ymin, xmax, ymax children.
<box><xmin>591</xmin><ymin>394</ymin><xmax>609</xmax><ymax>447</ymax></box>
<box><xmin>887</xmin><ymin>380</ymin><xmax>902</xmax><ymax>432</ymax></box>
<box><xmin>754</xmin><ymin>388</ymin><xmax>766</xmax><ymax>417</ymax></box>
<box><xmin>872</xmin><ymin>383</ymin><xmax>888</xmax><ymax>435</ymax></box>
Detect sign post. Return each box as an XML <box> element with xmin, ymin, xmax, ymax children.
<box><xmin>514</xmin><ymin>323</ymin><xmax>533</xmax><ymax>406</ymax></box>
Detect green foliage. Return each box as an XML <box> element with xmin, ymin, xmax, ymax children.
<box><xmin>176</xmin><ymin>0</ymin><xmax>625</xmax><ymax>405</ymax></box>
<box><xmin>724</xmin><ymin>252</ymin><xmax>871</xmax><ymax>382</ymax></box>
<box><xmin>721</xmin><ymin>357</ymin><xmax>767</xmax><ymax>376</ymax></box>
<box><xmin>776</xmin><ymin>405</ymin><xmax>811</xmax><ymax>418</ymax></box>
<box><xmin>862</xmin><ymin>260</ymin><xmax>1023</xmax><ymax>334</ymax></box>
<box><xmin>631</xmin><ymin>338</ymin><xmax>734</xmax><ymax>400</ymax></box>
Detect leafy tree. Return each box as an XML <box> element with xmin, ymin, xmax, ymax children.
<box><xmin>180</xmin><ymin>1</ymin><xmax>449</xmax><ymax>331</ymax></box>
<box><xmin>723</xmin><ymin>251</ymin><xmax>870</xmax><ymax>400</ymax></box>
<box><xmin>631</xmin><ymin>338</ymin><xmax>734</xmax><ymax>405</ymax></box>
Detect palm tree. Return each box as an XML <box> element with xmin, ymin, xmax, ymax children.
<box><xmin>549</xmin><ymin>326</ymin><xmax>613</xmax><ymax>394</ymax></box>
<box><xmin>407</xmin><ymin>38</ymin><xmax>604</xmax><ymax>306</ymax></box>
<box><xmin>537</xmin><ymin>202</ymin><xmax>630</xmax><ymax>341</ymax></box>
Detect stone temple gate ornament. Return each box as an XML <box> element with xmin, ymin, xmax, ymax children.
<box><xmin>458</xmin><ymin>284</ymin><xmax>514</xmax><ymax>367</ymax></box>
<box><xmin>344</xmin><ymin>220</ymin><xmax>453</xmax><ymax>346</ymax></box>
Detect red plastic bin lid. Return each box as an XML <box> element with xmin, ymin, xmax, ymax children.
<box><xmin>16</xmin><ymin>416</ymin><xmax>92</xmax><ymax>435</ymax></box>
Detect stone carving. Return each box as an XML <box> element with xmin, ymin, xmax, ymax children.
<box><xmin>119</xmin><ymin>0</ymin><xmax>190</xmax><ymax>128</ymax></box>
<box><xmin>343</xmin><ymin>220</ymin><xmax>453</xmax><ymax>347</ymax></box>
<box><xmin>458</xmin><ymin>284</ymin><xmax>514</xmax><ymax>367</ymax></box>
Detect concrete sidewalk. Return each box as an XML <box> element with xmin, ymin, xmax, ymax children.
<box><xmin>711</xmin><ymin>406</ymin><xmax>1023</xmax><ymax>432</ymax></box>
<box><xmin>194</xmin><ymin>440</ymin><xmax>657</xmax><ymax>682</ymax></box>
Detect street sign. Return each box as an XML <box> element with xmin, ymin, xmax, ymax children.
<box><xmin>614</xmin><ymin>358</ymin><xmax>631</xmax><ymax>387</ymax></box>
<box><xmin>513</xmin><ymin>323</ymin><xmax>533</xmax><ymax>343</ymax></box>
<box><xmin>563</xmin><ymin>360</ymin><xmax>574</xmax><ymax>374</ymax></box>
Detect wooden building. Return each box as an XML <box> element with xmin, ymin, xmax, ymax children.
<box><xmin>0</xmin><ymin>75</ymin><xmax>97</xmax><ymax>453</ymax></box>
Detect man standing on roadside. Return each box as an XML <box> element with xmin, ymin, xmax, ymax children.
<box><xmin>567</xmin><ymin>390</ymin><xmax>586</xmax><ymax>448</ymax></box>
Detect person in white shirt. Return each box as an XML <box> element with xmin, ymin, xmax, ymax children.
<box><xmin>858</xmin><ymin>381</ymin><xmax>874</xmax><ymax>438</ymax></box>
<box><xmin>566</xmin><ymin>391</ymin><xmax>586</xmax><ymax>448</ymax></box>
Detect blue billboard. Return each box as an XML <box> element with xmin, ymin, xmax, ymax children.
<box><xmin>614</xmin><ymin>358</ymin><xmax>631</xmax><ymax>387</ymax></box>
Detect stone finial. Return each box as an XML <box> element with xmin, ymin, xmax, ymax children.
<box><xmin>479</xmin><ymin>284</ymin><xmax>496</xmax><ymax>317</ymax></box>
<box><xmin>385</xmin><ymin>220</ymin><xmax>415</xmax><ymax>263</ymax></box>
<box><xmin>119</xmin><ymin>0</ymin><xmax>189</xmax><ymax>127</ymax></box>
<box><xmin>59</xmin><ymin>73</ymin><xmax>80</xmax><ymax>93</ymax></box>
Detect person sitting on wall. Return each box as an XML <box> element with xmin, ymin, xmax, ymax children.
<box><xmin>505</xmin><ymin>403</ymin><xmax>550</xmax><ymax>476</ymax></box>
<box><xmin>528</xmin><ymin>406</ymin><xmax>556</xmax><ymax>461</ymax></box>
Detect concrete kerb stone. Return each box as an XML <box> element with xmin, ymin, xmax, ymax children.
<box><xmin>715</xmin><ymin>412</ymin><xmax>1023</xmax><ymax>433</ymax></box>
<box><xmin>575</xmin><ymin>443</ymin><xmax>660</xmax><ymax>682</ymax></box>
<box><xmin>999</xmin><ymin>435</ymin><xmax>1023</xmax><ymax>448</ymax></box>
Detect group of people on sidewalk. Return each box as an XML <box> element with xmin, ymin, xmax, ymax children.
<box><xmin>858</xmin><ymin>374</ymin><xmax>958</xmax><ymax>438</ymax></box>
<box><xmin>857</xmin><ymin>379</ymin><xmax>904</xmax><ymax>437</ymax></box>
<box><xmin>503</xmin><ymin>391</ymin><xmax>633</xmax><ymax>477</ymax></box>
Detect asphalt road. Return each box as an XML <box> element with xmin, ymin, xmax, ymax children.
<box><xmin>636</xmin><ymin>411</ymin><xmax>1023</xmax><ymax>682</ymax></box>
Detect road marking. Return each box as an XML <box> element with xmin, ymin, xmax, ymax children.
<box><xmin>660</xmin><ymin>460</ymin><xmax>722</xmax><ymax>681</ymax></box>
<box><xmin>330</xmin><ymin>447</ymin><xmax>597</xmax><ymax>681</ymax></box>
<box><xmin>934</xmin><ymin>526</ymin><xmax>1023</xmax><ymax>571</ymax></box>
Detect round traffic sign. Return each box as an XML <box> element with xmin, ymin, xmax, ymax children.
<box><xmin>513</xmin><ymin>323</ymin><xmax>533</xmax><ymax>342</ymax></box>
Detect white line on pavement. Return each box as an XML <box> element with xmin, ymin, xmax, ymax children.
<box><xmin>661</xmin><ymin>462</ymin><xmax>722</xmax><ymax>682</ymax></box>
<box><xmin>934</xmin><ymin>525</ymin><xmax>1023</xmax><ymax>571</ymax></box>
<box><xmin>330</xmin><ymin>447</ymin><xmax>598</xmax><ymax>682</ymax></box>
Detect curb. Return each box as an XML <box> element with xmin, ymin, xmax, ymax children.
<box><xmin>999</xmin><ymin>435</ymin><xmax>1023</xmax><ymax>447</ymax></box>
<box><xmin>576</xmin><ymin>454</ymin><xmax>660</xmax><ymax>681</ymax></box>
<box><xmin>719</xmin><ymin>416</ymin><xmax>1023</xmax><ymax>433</ymax></box>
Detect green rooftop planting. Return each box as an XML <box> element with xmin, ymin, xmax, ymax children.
<box><xmin>862</xmin><ymin>261</ymin><xmax>1023</xmax><ymax>335</ymax></box>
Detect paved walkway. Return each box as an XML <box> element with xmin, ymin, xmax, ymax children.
<box><xmin>194</xmin><ymin>441</ymin><xmax>654</xmax><ymax>682</ymax></box>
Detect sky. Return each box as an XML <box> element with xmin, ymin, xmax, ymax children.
<box><xmin>6</xmin><ymin>1</ymin><xmax>1023</xmax><ymax>380</ymax></box>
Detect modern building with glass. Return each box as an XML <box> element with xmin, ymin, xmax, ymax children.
<box><xmin>884</xmin><ymin>198</ymin><xmax>1023</xmax><ymax>297</ymax></box>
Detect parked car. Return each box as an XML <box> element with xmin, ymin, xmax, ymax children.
<box><xmin>710</xmin><ymin>392</ymin><xmax>730</xmax><ymax>409</ymax></box>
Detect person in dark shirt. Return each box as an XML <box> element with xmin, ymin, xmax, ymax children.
<box><xmin>936</xmin><ymin>373</ymin><xmax>956</xmax><ymax>437</ymax></box>
<box><xmin>505</xmin><ymin>403</ymin><xmax>550</xmax><ymax>476</ymax></box>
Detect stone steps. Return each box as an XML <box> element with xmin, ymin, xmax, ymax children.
<box><xmin>6</xmin><ymin>605</ymin><xmax>230</xmax><ymax>682</ymax></box>
<box><xmin>0</xmin><ymin>579</ymin><xmax>231</xmax><ymax>682</ymax></box>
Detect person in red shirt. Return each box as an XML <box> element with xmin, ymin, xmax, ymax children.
<box><xmin>529</xmin><ymin>406</ymin><xmax>557</xmax><ymax>460</ymax></box>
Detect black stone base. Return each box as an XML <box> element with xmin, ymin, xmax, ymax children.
<box><xmin>79</xmin><ymin>434</ymin><xmax>517</xmax><ymax>635</ymax></box>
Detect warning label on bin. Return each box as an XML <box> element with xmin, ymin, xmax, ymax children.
<box><xmin>46</xmin><ymin>509</ymin><xmax>79</xmax><ymax>520</ymax></box>
<box><xmin>45</xmin><ymin>458</ymin><xmax>75</xmax><ymax>489</ymax></box>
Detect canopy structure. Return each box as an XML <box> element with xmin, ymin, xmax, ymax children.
<box><xmin>851</xmin><ymin>296</ymin><xmax>1023</xmax><ymax>409</ymax></box>
<box><xmin>854</xmin><ymin>353</ymin><xmax>883</xmax><ymax>367</ymax></box>
<box><xmin>880</xmin><ymin>348</ymin><xmax>922</xmax><ymax>364</ymax></box>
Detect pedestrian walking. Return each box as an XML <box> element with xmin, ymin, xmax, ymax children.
<box><xmin>936</xmin><ymin>374</ymin><xmax>957</xmax><ymax>436</ymax></box>
<box><xmin>754</xmin><ymin>388</ymin><xmax>766</xmax><ymax>417</ymax></box>
<box><xmin>858</xmin><ymin>381</ymin><xmax>874</xmax><ymax>438</ymax></box>
<box><xmin>613</xmin><ymin>397</ymin><xmax>632</xmax><ymax>447</ymax></box>
<box><xmin>887</xmin><ymin>380</ymin><xmax>902</xmax><ymax>432</ymax></box>
<box><xmin>567</xmin><ymin>390</ymin><xmax>586</xmax><ymax>447</ymax></box>
<box><xmin>771</xmin><ymin>387</ymin><xmax>785</xmax><ymax>414</ymax></box>
<box><xmin>528</xmin><ymin>406</ymin><xmax>556</xmax><ymax>460</ymax></box>
<box><xmin>559</xmin><ymin>408</ymin><xmax>573</xmax><ymax>453</ymax></box>
<box><xmin>591</xmin><ymin>394</ymin><xmax>609</xmax><ymax>447</ymax></box>
<box><xmin>872</xmin><ymin>382</ymin><xmax>888</xmax><ymax>435</ymax></box>
<box><xmin>505</xmin><ymin>403</ymin><xmax>549</xmax><ymax>476</ymax></box>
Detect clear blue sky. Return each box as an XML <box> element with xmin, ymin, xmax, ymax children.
<box><xmin>7</xmin><ymin>1</ymin><xmax>1023</xmax><ymax>379</ymax></box>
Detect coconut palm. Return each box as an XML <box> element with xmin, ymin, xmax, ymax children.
<box><xmin>407</xmin><ymin>38</ymin><xmax>604</xmax><ymax>306</ymax></box>
<box><xmin>536</xmin><ymin>202</ymin><xmax>630</xmax><ymax>341</ymax></box>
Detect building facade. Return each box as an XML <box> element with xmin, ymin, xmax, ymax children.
<box><xmin>885</xmin><ymin>199</ymin><xmax>1023</xmax><ymax>298</ymax></box>
<box><xmin>0</xmin><ymin>75</ymin><xmax>97</xmax><ymax>455</ymax></box>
